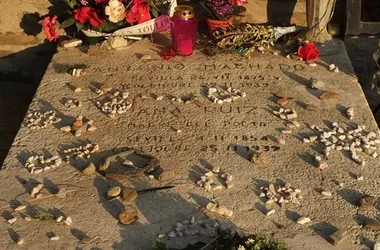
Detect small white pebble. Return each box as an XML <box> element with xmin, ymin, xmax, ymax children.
<box><xmin>64</xmin><ymin>216</ymin><xmax>72</xmax><ymax>225</ymax></box>
<box><xmin>297</xmin><ymin>216</ymin><xmax>311</xmax><ymax>225</ymax></box>
<box><xmin>50</xmin><ymin>235</ymin><xmax>60</xmax><ymax>241</ymax></box>
<box><xmin>156</xmin><ymin>96</ymin><xmax>164</xmax><ymax>101</ymax></box>
<box><xmin>74</xmin><ymin>87</ymin><xmax>82</xmax><ymax>92</ymax></box>
<box><xmin>321</xmin><ymin>191</ymin><xmax>332</xmax><ymax>197</ymax></box>
<box><xmin>329</xmin><ymin>64</ymin><xmax>336</xmax><ymax>71</ymax></box>
<box><xmin>357</xmin><ymin>175</ymin><xmax>364</xmax><ymax>181</ymax></box>
<box><xmin>266</xmin><ymin>209</ymin><xmax>276</xmax><ymax>216</ymax></box>
<box><xmin>309</xmin><ymin>63</ymin><xmax>317</xmax><ymax>67</ymax></box>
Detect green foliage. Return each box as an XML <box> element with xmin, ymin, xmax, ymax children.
<box><xmin>33</xmin><ymin>210</ymin><xmax>54</xmax><ymax>222</ymax></box>
<box><xmin>75</xmin><ymin>21</ymin><xmax>84</xmax><ymax>31</ymax></box>
<box><xmin>217</xmin><ymin>233</ymin><xmax>287</xmax><ymax>250</ymax></box>
<box><xmin>63</xmin><ymin>0</ymin><xmax>78</xmax><ymax>9</ymax></box>
<box><xmin>61</xmin><ymin>18</ymin><xmax>75</xmax><ymax>29</ymax></box>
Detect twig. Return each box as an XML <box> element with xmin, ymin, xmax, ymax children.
<box><xmin>26</xmin><ymin>188</ymin><xmax>83</xmax><ymax>203</ymax></box>
<box><xmin>200</xmin><ymin>235</ymin><xmax>220</xmax><ymax>250</ymax></box>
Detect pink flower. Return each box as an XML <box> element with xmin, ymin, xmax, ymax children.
<box><xmin>43</xmin><ymin>15</ymin><xmax>59</xmax><ymax>42</ymax></box>
<box><xmin>234</xmin><ymin>0</ymin><xmax>248</xmax><ymax>6</ymax></box>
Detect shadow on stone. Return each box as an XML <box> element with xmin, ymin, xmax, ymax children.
<box><xmin>7</xmin><ymin>228</ymin><xmax>19</xmax><ymax>243</ymax></box>
<box><xmin>337</xmin><ymin>188</ymin><xmax>362</xmax><ymax>206</ymax></box>
<box><xmin>93</xmin><ymin>175</ymin><xmax>124</xmax><ymax>220</ymax></box>
<box><xmin>254</xmin><ymin>202</ymin><xmax>267</xmax><ymax>215</ymax></box>
<box><xmin>43</xmin><ymin>177</ymin><xmax>59</xmax><ymax>194</ymax></box>
<box><xmin>297</xmin><ymin>153</ymin><xmax>315</xmax><ymax>167</ymax></box>
<box><xmin>358</xmin><ymin>235</ymin><xmax>374</xmax><ymax>249</ymax></box>
<box><xmin>285</xmin><ymin>210</ymin><xmax>300</xmax><ymax>222</ymax></box>
<box><xmin>20</xmin><ymin>12</ymin><xmax>42</xmax><ymax>36</ymax></box>
<box><xmin>228</xmin><ymin>144</ymin><xmax>254</xmax><ymax>162</ymax></box>
<box><xmin>0</xmin><ymin>42</ymin><xmax>56</xmax><ymax>167</ymax></box>
<box><xmin>309</xmin><ymin>221</ymin><xmax>338</xmax><ymax>241</ymax></box>
<box><xmin>353</xmin><ymin>214</ymin><xmax>369</xmax><ymax>226</ymax></box>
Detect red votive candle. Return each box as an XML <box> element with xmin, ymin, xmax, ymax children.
<box><xmin>170</xmin><ymin>5</ymin><xmax>198</xmax><ymax>56</ymax></box>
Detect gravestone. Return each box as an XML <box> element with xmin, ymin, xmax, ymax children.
<box><xmin>0</xmin><ymin>40</ymin><xmax>379</xmax><ymax>249</ymax></box>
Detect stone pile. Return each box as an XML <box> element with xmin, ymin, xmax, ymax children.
<box><xmin>23</xmin><ymin>110</ymin><xmax>61</xmax><ymax>130</ymax></box>
<box><xmin>206</xmin><ymin>86</ymin><xmax>246</xmax><ymax>104</ymax></box>
<box><xmin>166</xmin><ymin>216</ymin><xmax>219</xmax><ymax>238</ymax></box>
<box><xmin>24</xmin><ymin>155</ymin><xmax>62</xmax><ymax>174</ymax></box>
<box><xmin>63</xmin><ymin>98</ymin><xmax>82</xmax><ymax>108</ymax></box>
<box><xmin>63</xmin><ymin>143</ymin><xmax>99</xmax><ymax>160</ymax></box>
<box><xmin>60</xmin><ymin>115</ymin><xmax>97</xmax><ymax>137</ymax></box>
<box><xmin>307</xmin><ymin>123</ymin><xmax>380</xmax><ymax>165</ymax></box>
<box><xmin>95</xmin><ymin>90</ymin><xmax>132</xmax><ymax>119</ymax></box>
<box><xmin>259</xmin><ymin>183</ymin><xmax>303</xmax><ymax>206</ymax></box>
<box><xmin>195</xmin><ymin>165</ymin><xmax>233</xmax><ymax>191</ymax></box>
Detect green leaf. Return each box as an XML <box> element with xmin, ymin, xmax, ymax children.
<box><xmin>75</xmin><ymin>21</ymin><xmax>84</xmax><ymax>31</ymax></box>
<box><xmin>151</xmin><ymin>8</ymin><xmax>159</xmax><ymax>18</ymax></box>
<box><xmin>63</xmin><ymin>0</ymin><xmax>78</xmax><ymax>9</ymax></box>
<box><xmin>152</xmin><ymin>242</ymin><xmax>167</xmax><ymax>250</ymax></box>
<box><xmin>60</xmin><ymin>18</ymin><xmax>75</xmax><ymax>29</ymax></box>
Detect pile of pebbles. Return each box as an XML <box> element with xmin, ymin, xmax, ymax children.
<box><xmin>95</xmin><ymin>90</ymin><xmax>132</xmax><ymax>118</ymax></box>
<box><xmin>195</xmin><ymin>165</ymin><xmax>234</xmax><ymax>191</ymax></box>
<box><xmin>60</xmin><ymin>115</ymin><xmax>97</xmax><ymax>137</ymax></box>
<box><xmin>63</xmin><ymin>98</ymin><xmax>82</xmax><ymax>108</ymax></box>
<box><xmin>63</xmin><ymin>143</ymin><xmax>99</xmax><ymax>160</ymax></box>
<box><xmin>23</xmin><ymin>110</ymin><xmax>61</xmax><ymax>130</ymax></box>
<box><xmin>259</xmin><ymin>183</ymin><xmax>303</xmax><ymax>206</ymax></box>
<box><xmin>306</xmin><ymin>122</ymin><xmax>380</xmax><ymax>165</ymax></box>
<box><xmin>24</xmin><ymin>155</ymin><xmax>62</xmax><ymax>174</ymax></box>
<box><xmin>206</xmin><ymin>87</ymin><xmax>246</xmax><ymax>104</ymax></box>
<box><xmin>166</xmin><ymin>216</ymin><xmax>219</xmax><ymax>238</ymax></box>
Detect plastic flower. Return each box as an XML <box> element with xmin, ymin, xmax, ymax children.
<box><xmin>237</xmin><ymin>246</ymin><xmax>246</xmax><ymax>250</ymax></box>
<box><xmin>42</xmin><ymin>15</ymin><xmax>59</xmax><ymax>42</ymax></box>
<box><xmin>105</xmin><ymin>0</ymin><xmax>126</xmax><ymax>23</ymax></box>
<box><xmin>74</xmin><ymin>6</ymin><xmax>104</xmax><ymax>27</ymax></box>
<box><xmin>297</xmin><ymin>42</ymin><xmax>319</xmax><ymax>62</ymax></box>
<box><xmin>126</xmin><ymin>0</ymin><xmax>151</xmax><ymax>24</ymax></box>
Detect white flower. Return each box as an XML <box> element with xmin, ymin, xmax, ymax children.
<box><xmin>245</xmin><ymin>238</ymin><xmax>255</xmax><ymax>245</ymax></box>
<box><xmin>105</xmin><ymin>0</ymin><xmax>126</xmax><ymax>23</ymax></box>
<box><xmin>237</xmin><ymin>246</ymin><xmax>246</xmax><ymax>250</ymax></box>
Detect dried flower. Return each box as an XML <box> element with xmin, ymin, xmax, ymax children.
<box><xmin>105</xmin><ymin>0</ymin><xmax>126</xmax><ymax>23</ymax></box>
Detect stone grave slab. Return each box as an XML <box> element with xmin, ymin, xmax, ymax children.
<box><xmin>1</xmin><ymin>40</ymin><xmax>379</xmax><ymax>249</ymax></box>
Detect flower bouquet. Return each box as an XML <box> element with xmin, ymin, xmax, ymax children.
<box><xmin>200</xmin><ymin>0</ymin><xmax>247</xmax><ymax>33</ymax></box>
<box><xmin>43</xmin><ymin>0</ymin><xmax>177</xmax><ymax>41</ymax></box>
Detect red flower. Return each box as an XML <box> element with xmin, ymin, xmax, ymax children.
<box><xmin>297</xmin><ymin>42</ymin><xmax>319</xmax><ymax>62</ymax></box>
<box><xmin>42</xmin><ymin>15</ymin><xmax>59</xmax><ymax>42</ymax></box>
<box><xmin>161</xmin><ymin>48</ymin><xmax>176</xmax><ymax>60</ymax></box>
<box><xmin>126</xmin><ymin>0</ymin><xmax>151</xmax><ymax>25</ymax></box>
<box><xmin>74</xmin><ymin>6</ymin><xmax>104</xmax><ymax>27</ymax></box>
